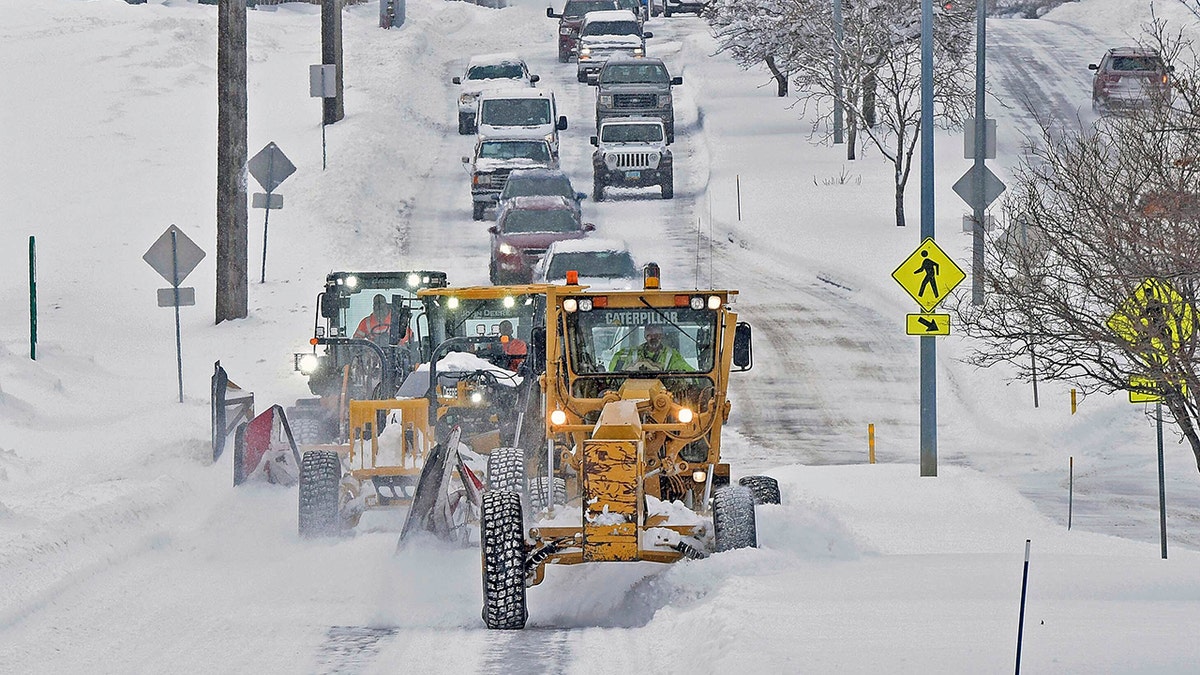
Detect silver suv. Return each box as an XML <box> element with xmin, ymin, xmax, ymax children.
<box><xmin>590</xmin><ymin>117</ymin><xmax>672</xmax><ymax>201</ymax></box>
<box><xmin>592</xmin><ymin>56</ymin><xmax>681</xmax><ymax>143</ymax></box>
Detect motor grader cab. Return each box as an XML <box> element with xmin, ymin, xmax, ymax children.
<box><xmin>288</xmin><ymin>270</ymin><xmax>448</xmax><ymax>444</ymax></box>
<box><xmin>478</xmin><ymin>265</ymin><xmax>778</xmax><ymax>629</ymax></box>
<box><xmin>295</xmin><ymin>283</ymin><xmax>552</xmax><ymax>542</ymax></box>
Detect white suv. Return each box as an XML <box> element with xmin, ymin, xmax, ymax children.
<box><xmin>475</xmin><ymin>88</ymin><xmax>568</xmax><ymax>158</ymax></box>
<box><xmin>590</xmin><ymin>117</ymin><xmax>672</xmax><ymax>200</ymax></box>
<box><xmin>575</xmin><ymin>10</ymin><xmax>651</xmax><ymax>84</ymax></box>
<box><xmin>452</xmin><ymin>54</ymin><xmax>538</xmax><ymax>135</ymax></box>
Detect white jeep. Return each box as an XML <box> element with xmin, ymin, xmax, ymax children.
<box><xmin>590</xmin><ymin>117</ymin><xmax>672</xmax><ymax>201</ymax></box>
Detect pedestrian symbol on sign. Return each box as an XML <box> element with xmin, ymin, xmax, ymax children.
<box><xmin>916</xmin><ymin>250</ymin><xmax>940</xmax><ymax>299</ymax></box>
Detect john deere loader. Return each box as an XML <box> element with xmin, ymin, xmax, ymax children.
<box><xmin>478</xmin><ymin>265</ymin><xmax>779</xmax><ymax>629</ymax></box>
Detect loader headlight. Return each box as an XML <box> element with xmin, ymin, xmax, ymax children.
<box><xmin>689</xmin><ymin>295</ymin><xmax>705</xmax><ymax>310</ymax></box>
<box><xmin>578</xmin><ymin>298</ymin><xmax>593</xmax><ymax>312</ymax></box>
<box><xmin>708</xmin><ymin>295</ymin><xmax>721</xmax><ymax>310</ymax></box>
<box><xmin>470</xmin><ymin>391</ymin><xmax>485</xmax><ymax>405</ymax></box>
<box><xmin>298</xmin><ymin>353</ymin><xmax>319</xmax><ymax>374</ymax></box>
<box><xmin>503</xmin><ymin>296</ymin><xmax>516</xmax><ymax>308</ymax></box>
<box><xmin>344</xmin><ymin>275</ymin><xmax>359</xmax><ymax>289</ymax></box>
<box><xmin>692</xmin><ymin>469</ymin><xmax>707</xmax><ymax>483</ymax></box>
<box><xmin>407</xmin><ymin>273</ymin><xmax>421</xmax><ymax>288</ymax></box>
<box><xmin>563</xmin><ymin>298</ymin><xmax>578</xmax><ymax>313</ymax></box>
<box><xmin>550</xmin><ymin>408</ymin><xmax>568</xmax><ymax>425</ymax></box>
<box><xmin>677</xmin><ymin>407</ymin><xmax>694</xmax><ymax>424</ymax></box>
<box><xmin>448</xmin><ymin>296</ymin><xmax>460</xmax><ymax>310</ymax></box>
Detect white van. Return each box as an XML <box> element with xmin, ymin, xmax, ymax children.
<box><xmin>475</xmin><ymin>88</ymin><xmax>568</xmax><ymax>158</ymax></box>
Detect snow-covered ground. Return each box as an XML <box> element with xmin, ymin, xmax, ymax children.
<box><xmin>2</xmin><ymin>0</ymin><xmax>1199</xmax><ymax>671</ymax></box>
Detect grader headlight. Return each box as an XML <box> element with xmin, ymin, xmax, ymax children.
<box><xmin>708</xmin><ymin>295</ymin><xmax>722</xmax><ymax>310</ymax></box>
<box><xmin>297</xmin><ymin>353</ymin><xmax>319</xmax><ymax>374</ymax></box>
<box><xmin>563</xmin><ymin>298</ymin><xmax>578</xmax><ymax>313</ymax></box>
<box><xmin>676</xmin><ymin>407</ymin><xmax>694</xmax><ymax>424</ymax></box>
<box><xmin>550</xmin><ymin>408</ymin><xmax>568</xmax><ymax>425</ymax></box>
<box><xmin>692</xmin><ymin>470</ymin><xmax>707</xmax><ymax>483</ymax></box>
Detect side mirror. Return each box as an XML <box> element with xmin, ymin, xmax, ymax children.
<box><xmin>530</xmin><ymin>74</ymin><xmax>540</xmax><ymax>83</ymax></box>
<box><xmin>642</xmin><ymin>31</ymin><xmax>653</xmax><ymax>38</ymax></box>
<box><xmin>452</xmin><ymin>76</ymin><xmax>462</xmax><ymax>84</ymax></box>
<box><xmin>527</xmin><ymin>326</ymin><xmax>546</xmax><ymax>374</ymax></box>
<box><xmin>488</xmin><ymin>226</ymin><xmax>499</xmax><ymax>234</ymax></box>
<box><xmin>575</xmin><ymin>191</ymin><xmax>587</xmax><ymax>202</ymax></box>
<box><xmin>546</xmin><ymin>7</ymin><xmax>558</xmax><ymax>17</ymax></box>
<box><xmin>590</xmin><ymin>135</ymin><xmax>598</xmax><ymax>146</ymax></box>
<box><xmin>671</xmin><ymin>76</ymin><xmax>683</xmax><ymax>86</ymax></box>
<box><xmin>587</xmin><ymin>73</ymin><xmax>599</xmax><ymax>85</ymax></box>
<box><xmin>557</xmin><ymin>115</ymin><xmax>568</xmax><ymax>131</ymax></box>
<box><xmin>732</xmin><ymin>322</ymin><xmax>753</xmax><ymax>371</ymax></box>
<box><xmin>583</xmin><ymin>223</ymin><xmax>596</xmax><ymax>232</ymax></box>
<box><xmin>319</xmin><ymin>292</ymin><xmax>339</xmax><ymax>320</ymax></box>
<box><xmin>1087</xmin><ymin>63</ymin><xmax>1099</xmax><ymax>70</ymax></box>
<box><xmin>1169</xmin><ymin>65</ymin><xmax>1176</xmax><ymax>73</ymax></box>
<box><xmin>491</xmin><ymin>194</ymin><xmax>501</xmax><ymax>202</ymax></box>
<box><xmin>462</xmin><ymin>156</ymin><xmax>471</xmax><ymax>164</ymax></box>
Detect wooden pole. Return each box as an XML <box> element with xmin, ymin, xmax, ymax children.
<box><xmin>216</xmin><ymin>0</ymin><xmax>248</xmax><ymax>322</ymax></box>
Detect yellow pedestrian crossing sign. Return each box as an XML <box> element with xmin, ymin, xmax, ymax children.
<box><xmin>1128</xmin><ymin>375</ymin><xmax>1187</xmax><ymax>403</ymax></box>
<box><xmin>1107</xmin><ymin>278</ymin><xmax>1193</xmax><ymax>365</ymax></box>
<box><xmin>892</xmin><ymin>238</ymin><xmax>966</xmax><ymax>312</ymax></box>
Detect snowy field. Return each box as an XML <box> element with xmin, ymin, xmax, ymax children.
<box><xmin>2</xmin><ymin>0</ymin><xmax>1200</xmax><ymax>671</ymax></box>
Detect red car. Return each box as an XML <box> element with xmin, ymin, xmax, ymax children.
<box><xmin>547</xmin><ymin>0</ymin><xmax>618</xmax><ymax>63</ymax></box>
<box><xmin>488</xmin><ymin>196</ymin><xmax>595</xmax><ymax>284</ymax></box>
<box><xmin>1089</xmin><ymin>47</ymin><xmax>1173</xmax><ymax>113</ymax></box>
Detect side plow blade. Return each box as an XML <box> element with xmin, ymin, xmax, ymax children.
<box><xmin>233</xmin><ymin>404</ymin><xmax>302</xmax><ymax>487</ymax></box>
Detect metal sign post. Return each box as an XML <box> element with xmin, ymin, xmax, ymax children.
<box><xmin>1156</xmin><ymin>401</ymin><xmax>1168</xmax><ymax>559</ymax></box>
<box><xmin>144</xmin><ymin>225</ymin><xmax>206</xmax><ymax>403</ymax></box>
<box><xmin>919</xmin><ymin>0</ymin><xmax>936</xmax><ymax>476</ymax></box>
<box><xmin>310</xmin><ymin>64</ymin><xmax>337</xmax><ymax>170</ymax></box>
<box><xmin>29</xmin><ymin>236</ymin><xmax>37</xmax><ymax>360</ymax></box>
<box><xmin>247</xmin><ymin>142</ymin><xmax>296</xmax><ymax>283</ymax></box>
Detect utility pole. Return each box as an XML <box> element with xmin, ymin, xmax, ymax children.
<box><xmin>216</xmin><ymin>0</ymin><xmax>248</xmax><ymax>323</ymax></box>
<box><xmin>322</xmin><ymin>0</ymin><xmax>345</xmax><ymax>124</ymax></box>
<box><xmin>832</xmin><ymin>0</ymin><xmax>845</xmax><ymax>145</ymax></box>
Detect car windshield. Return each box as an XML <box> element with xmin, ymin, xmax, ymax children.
<box><xmin>582</xmin><ymin>20</ymin><xmax>640</xmax><ymax>36</ymax></box>
<box><xmin>502</xmin><ymin>209</ymin><xmax>581</xmax><ymax>233</ymax></box>
<box><xmin>566</xmin><ymin>306</ymin><xmax>716</xmax><ymax>374</ymax></box>
<box><xmin>467</xmin><ymin>63</ymin><xmax>525</xmax><ymax>80</ymax></box>
<box><xmin>563</xmin><ymin>0</ymin><xmax>617</xmax><ymax>18</ymax></box>
<box><xmin>1111</xmin><ymin>55</ymin><xmax>1164</xmax><ymax>72</ymax></box>
<box><xmin>600</xmin><ymin>63</ymin><xmax>668</xmax><ymax>84</ymax></box>
<box><xmin>503</xmin><ymin>176</ymin><xmax>574</xmax><ymax>200</ymax></box>
<box><xmin>600</xmin><ymin>123</ymin><xmax>663</xmax><ymax>142</ymax></box>
<box><xmin>479</xmin><ymin>141</ymin><xmax>551</xmax><ymax>162</ymax></box>
<box><xmin>547</xmin><ymin>251</ymin><xmax>637</xmax><ymax>280</ymax></box>
<box><xmin>480</xmin><ymin>98</ymin><xmax>552</xmax><ymax>126</ymax></box>
<box><xmin>615</xmin><ymin>0</ymin><xmax>641</xmax><ymax>11</ymax></box>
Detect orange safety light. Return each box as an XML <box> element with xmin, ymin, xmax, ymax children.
<box><xmin>310</xmin><ymin>338</ymin><xmax>319</xmax><ymax>345</ymax></box>
<box><xmin>591</xmin><ymin>296</ymin><xmax>608</xmax><ymax>308</ymax></box>
<box><xmin>674</xmin><ymin>294</ymin><xmax>690</xmax><ymax>307</ymax></box>
<box><xmin>566</xmin><ymin>269</ymin><xmax>580</xmax><ymax>285</ymax></box>
<box><xmin>643</xmin><ymin>262</ymin><xmax>661</xmax><ymax>289</ymax></box>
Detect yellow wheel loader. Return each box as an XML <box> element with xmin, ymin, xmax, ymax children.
<box><xmin>479</xmin><ymin>265</ymin><xmax>779</xmax><ymax>629</ymax></box>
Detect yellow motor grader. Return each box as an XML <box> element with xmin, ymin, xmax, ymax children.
<box><xmin>479</xmin><ymin>265</ymin><xmax>779</xmax><ymax>630</ymax></box>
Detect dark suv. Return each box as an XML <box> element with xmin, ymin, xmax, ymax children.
<box><xmin>1089</xmin><ymin>47</ymin><xmax>1172</xmax><ymax>113</ymax></box>
<box><xmin>593</xmin><ymin>56</ymin><xmax>682</xmax><ymax>142</ymax></box>
<box><xmin>547</xmin><ymin>0</ymin><xmax>618</xmax><ymax>63</ymax></box>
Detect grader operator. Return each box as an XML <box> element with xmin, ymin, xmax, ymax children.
<box><xmin>478</xmin><ymin>265</ymin><xmax>779</xmax><ymax>629</ymax></box>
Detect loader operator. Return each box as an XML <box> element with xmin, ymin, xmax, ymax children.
<box><xmin>609</xmin><ymin>324</ymin><xmax>692</xmax><ymax>372</ymax></box>
<box><xmin>354</xmin><ymin>294</ymin><xmax>412</xmax><ymax>346</ymax></box>
<box><xmin>498</xmin><ymin>320</ymin><xmax>527</xmax><ymax>371</ymax></box>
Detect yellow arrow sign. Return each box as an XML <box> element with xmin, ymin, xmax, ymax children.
<box><xmin>906</xmin><ymin>313</ymin><xmax>950</xmax><ymax>336</ymax></box>
<box><xmin>1128</xmin><ymin>375</ymin><xmax>1188</xmax><ymax>403</ymax></box>
<box><xmin>892</xmin><ymin>238</ymin><xmax>966</xmax><ymax>312</ymax></box>
<box><xmin>1107</xmin><ymin>278</ymin><xmax>1194</xmax><ymax>365</ymax></box>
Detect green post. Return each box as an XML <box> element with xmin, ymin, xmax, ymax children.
<box><xmin>29</xmin><ymin>235</ymin><xmax>37</xmax><ymax>360</ymax></box>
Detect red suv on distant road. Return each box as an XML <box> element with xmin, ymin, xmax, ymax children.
<box><xmin>488</xmin><ymin>196</ymin><xmax>595</xmax><ymax>284</ymax></box>
<box><xmin>547</xmin><ymin>0</ymin><xmax>618</xmax><ymax>63</ymax></box>
<box><xmin>1089</xmin><ymin>47</ymin><xmax>1173</xmax><ymax>113</ymax></box>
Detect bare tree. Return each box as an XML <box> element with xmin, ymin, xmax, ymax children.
<box><xmin>705</xmin><ymin>0</ymin><xmax>803</xmax><ymax>97</ymax></box>
<box><xmin>951</xmin><ymin>27</ymin><xmax>1200</xmax><ymax>473</ymax></box>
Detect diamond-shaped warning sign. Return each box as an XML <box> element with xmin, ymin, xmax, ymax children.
<box><xmin>892</xmin><ymin>238</ymin><xmax>966</xmax><ymax>312</ymax></box>
<box><xmin>143</xmin><ymin>225</ymin><xmax>205</xmax><ymax>286</ymax></box>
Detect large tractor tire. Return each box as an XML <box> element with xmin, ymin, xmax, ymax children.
<box><xmin>288</xmin><ymin>413</ymin><xmax>329</xmax><ymax>446</ymax></box>
<box><xmin>481</xmin><ymin>490</ymin><xmax>528</xmax><ymax>629</ymax></box>
<box><xmin>528</xmin><ymin>476</ymin><xmax>568</xmax><ymax>511</ymax></box>
<box><xmin>487</xmin><ymin>447</ymin><xmax>526</xmax><ymax>493</ymax></box>
<box><xmin>738</xmin><ymin>475</ymin><xmax>781</xmax><ymax>505</ymax></box>
<box><xmin>298</xmin><ymin>450</ymin><xmax>342</xmax><ymax>538</ymax></box>
<box><xmin>712</xmin><ymin>485</ymin><xmax>757</xmax><ymax>552</ymax></box>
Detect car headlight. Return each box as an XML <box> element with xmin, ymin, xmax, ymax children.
<box><xmin>560</xmin><ymin>26</ymin><xmax>572</xmax><ymax>35</ymax></box>
<box><xmin>658</xmin><ymin>94</ymin><xmax>671</xmax><ymax>107</ymax></box>
<box><xmin>599</xmin><ymin>94</ymin><xmax>614</xmax><ymax>107</ymax></box>
<box><xmin>544</xmin><ymin>132</ymin><xmax>556</xmax><ymax>145</ymax></box>
<box><xmin>604</xmin><ymin>153</ymin><xmax>618</xmax><ymax>169</ymax></box>
<box><xmin>648</xmin><ymin>151</ymin><xmax>660</xmax><ymax>167</ymax></box>
<box><xmin>298</xmin><ymin>353</ymin><xmax>320</xmax><ymax>375</ymax></box>
<box><xmin>580</xmin><ymin>48</ymin><xmax>591</xmax><ymax>59</ymax></box>
<box><xmin>476</xmin><ymin>174</ymin><xmax>492</xmax><ymax>186</ymax></box>
<box><xmin>499</xmin><ymin>243</ymin><xmax>516</xmax><ymax>255</ymax></box>
<box><xmin>633</xmin><ymin>48</ymin><xmax>643</xmax><ymax>56</ymax></box>
<box><xmin>459</xmin><ymin>93</ymin><xmax>475</xmax><ymax>105</ymax></box>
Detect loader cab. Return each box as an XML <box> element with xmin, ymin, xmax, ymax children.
<box><xmin>297</xmin><ymin>270</ymin><xmax>448</xmax><ymax>400</ymax></box>
<box><xmin>420</xmin><ymin>286</ymin><xmax>549</xmax><ymax>374</ymax></box>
